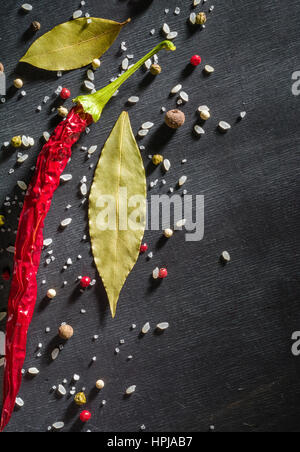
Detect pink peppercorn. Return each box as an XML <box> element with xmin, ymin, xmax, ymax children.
<box><xmin>80</xmin><ymin>276</ymin><xmax>91</xmax><ymax>288</ymax></box>
<box><xmin>60</xmin><ymin>88</ymin><xmax>71</xmax><ymax>100</ymax></box>
<box><xmin>159</xmin><ymin>268</ymin><xmax>168</xmax><ymax>279</ymax></box>
<box><xmin>190</xmin><ymin>55</ymin><xmax>202</xmax><ymax>66</ymax></box>
<box><xmin>140</xmin><ymin>243</ymin><xmax>148</xmax><ymax>253</ymax></box>
<box><xmin>80</xmin><ymin>410</ymin><xmax>92</xmax><ymax>422</ymax></box>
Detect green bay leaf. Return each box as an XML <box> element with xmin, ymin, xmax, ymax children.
<box><xmin>20</xmin><ymin>18</ymin><xmax>130</xmax><ymax>71</ymax></box>
<box><xmin>89</xmin><ymin>112</ymin><xmax>147</xmax><ymax>318</ymax></box>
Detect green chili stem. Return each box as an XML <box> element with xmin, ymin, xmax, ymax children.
<box><xmin>74</xmin><ymin>40</ymin><xmax>176</xmax><ymax>123</ymax></box>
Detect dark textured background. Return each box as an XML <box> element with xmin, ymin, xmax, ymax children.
<box><xmin>0</xmin><ymin>0</ymin><xmax>299</xmax><ymax>433</ymax></box>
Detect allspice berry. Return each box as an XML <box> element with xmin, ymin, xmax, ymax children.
<box><xmin>0</xmin><ymin>62</ymin><xmax>4</xmax><ymax>73</ymax></box>
<box><xmin>31</xmin><ymin>21</ymin><xmax>41</xmax><ymax>32</ymax></box>
<box><xmin>150</xmin><ymin>64</ymin><xmax>162</xmax><ymax>76</ymax></box>
<box><xmin>196</xmin><ymin>12</ymin><xmax>207</xmax><ymax>25</ymax></box>
<box><xmin>58</xmin><ymin>324</ymin><xmax>74</xmax><ymax>340</ymax></box>
<box><xmin>165</xmin><ymin>109</ymin><xmax>186</xmax><ymax>129</ymax></box>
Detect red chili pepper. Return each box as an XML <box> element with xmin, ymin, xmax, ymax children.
<box><xmin>0</xmin><ymin>105</ymin><xmax>92</xmax><ymax>432</ymax></box>
<box><xmin>0</xmin><ymin>40</ymin><xmax>176</xmax><ymax>432</ymax></box>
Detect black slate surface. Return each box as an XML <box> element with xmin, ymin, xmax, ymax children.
<box><xmin>0</xmin><ymin>0</ymin><xmax>300</xmax><ymax>433</ymax></box>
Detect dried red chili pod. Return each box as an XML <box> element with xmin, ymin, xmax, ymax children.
<box><xmin>0</xmin><ymin>40</ymin><xmax>176</xmax><ymax>432</ymax></box>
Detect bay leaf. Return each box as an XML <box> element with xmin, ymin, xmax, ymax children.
<box><xmin>20</xmin><ymin>18</ymin><xmax>130</xmax><ymax>71</ymax></box>
<box><xmin>89</xmin><ymin>112</ymin><xmax>146</xmax><ymax>318</ymax></box>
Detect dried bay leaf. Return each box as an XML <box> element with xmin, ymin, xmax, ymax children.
<box><xmin>89</xmin><ymin>112</ymin><xmax>146</xmax><ymax>318</ymax></box>
<box><xmin>20</xmin><ymin>18</ymin><xmax>130</xmax><ymax>71</ymax></box>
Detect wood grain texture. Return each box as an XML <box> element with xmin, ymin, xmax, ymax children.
<box><xmin>0</xmin><ymin>0</ymin><xmax>299</xmax><ymax>432</ymax></box>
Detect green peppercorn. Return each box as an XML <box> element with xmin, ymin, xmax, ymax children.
<box><xmin>150</xmin><ymin>64</ymin><xmax>162</xmax><ymax>76</ymax></box>
<box><xmin>11</xmin><ymin>136</ymin><xmax>22</xmax><ymax>148</ymax></box>
<box><xmin>196</xmin><ymin>12</ymin><xmax>207</xmax><ymax>25</ymax></box>
<box><xmin>74</xmin><ymin>392</ymin><xmax>87</xmax><ymax>406</ymax></box>
<box><xmin>152</xmin><ymin>154</ymin><xmax>164</xmax><ymax>166</ymax></box>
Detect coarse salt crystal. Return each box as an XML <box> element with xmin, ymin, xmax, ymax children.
<box><xmin>17</xmin><ymin>181</ymin><xmax>27</xmax><ymax>191</ymax></box>
<box><xmin>125</xmin><ymin>385</ymin><xmax>136</xmax><ymax>395</ymax></box>
<box><xmin>60</xmin><ymin>218</ymin><xmax>72</xmax><ymax>228</ymax></box>
<box><xmin>28</xmin><ymin>136</ymin><xmax>35</xmax><ymax>146</ymax></box>
<box><xmin>162</xmin><ymin>23</ymin><xmax>170</xmax><ymax>35</ymax></box>
<box><xmin>52</xmin><ymin>422</ymin><xmax>64</xmax><ymax>430</ymax></box>
<box><xmin>128</xmin><ymin>96</ymin><xmax>139</xmax><ymax>104</ymax></box>
<box><xmin>144</xmin><ymin>59</ymin><xmax>152</xmax><ymax>70</ymax></box>
<box><xmin>80</xmin><ymin>183</ymin><xmax>87</xmax><ymax>196</ymax></box>
<box><xmin>43</xmin><ymin>132</ymin><xmax>50</xmax><ymax>142</ymax></box>
<box><xmin>171</xmin><ymin>84</ymin><xmax>182</xmax><ymax>94</ymax></box>
<box><xmin>156</xmin><ymin>322</ymin><xmax>169</xmax><ymax>331</ymax></box>
<box><xmin>167</xmin><ymin>32</ymin><xmax>178</xmax><ymax>40</ymax></box>
<box><xmin>87</xmin><ymin>69</ymin><xmax>95</xmax><ymax>81</ymax></box>
<box><xmin>15</xmin><ymin>397</ymin><xmax>24</xmax><ymax>407</ymax></box>
<box><xmin>121</xmin><ymin>42</ymin><xmax>127</xmax><ymax>51</ymax></box>
<box><xmin>21</xmin><ymin>4</ymin><xmax>33</xmax><ymax>12</ymax></box>
<box><xmin>84</xmin><ymin>80</ymin><xmax>95</xmax><ymax>91</ymax></box>
<box><xmin>28</xmin><ymin>367</ymin><xmax>39</xmax><ymax>376</ymax></box>
<box><xmin>122</xmin><ymin>58</ymin><xmax>129</xmax><ymax>71</ymax></box>
<box><xmin>142</xmin><ymin>322</ymin><xmax>151</xmax><ymax>334</ymax></box>
<box><xmin>204</xmin><ymin>64</ymin><xmax>215</xmax><ymax>74</ymax></box>
<box><xmin>190</xmin><ymin>13</ymin><xmax>196</xmax><ymax>25</ymax></box>
<box><xmin>57</xmin><ymin>385</ymin><xmax>66</xmax><ymax>396</ymax></box>
<box><xmin>194</xmin><ymin>125</ymin><xmax>205</xmax><ymax>135</ymax></box>
<box><xmin>138</xmin><ymin>129</ymin><xmax>149</xmax><ymax>137</ymax></box>
<box><xmin>17</xmin><ymin>154</ymin><xmax>29</xmax><ymax>164</ymax></box>
<box><xmin>221</xmin><ymin>251</ymin><xmax>231</xmax><ymax>263</ymax></box>
<box><xmin>176</xmin><ymin>219</ymin><xmax>187</xmax><ymax>228</ymax></box>
<box><xmin>141</xmin><ymin>122</ymin><xmax>154</xmax><ymax>130</ymax></box>
<box><xmin>163</xmin><ymin>159</ymin><xmax>171</xmax><ymax>172</ymax></box>
<box><xmin>88</xmin><ymin>145</ymin><xmax>98</xmax><ymax>155</ymax></box>
<box><xmin>51</xmin><ymin>348</ymin><xmax>59</xmax><ymax>360</ymax></box>
<box><xmin>198</xmin><ymin>105</ymin><xmax>210</xmax><ymax>113</ymax></box>
<box><xmin>43</xmin><ymin>238</ymin><xmax>52</xmax><ymax>247</ymax></box>
<box><xmin>73</xmin><ymin>10</ymin><xmax>83</xmax><ymax>19</ymax></box>
<box><xmin>22</xmin><ymin>135</ymin><xmax>29</xmax><ymax>147</ymax></box>
<box><xmin>60</xmin><ymin>174</ymin><xmax>72</xmax><ymax>182</ymax></box>
<box><xmin>178</xmin><ymin>175</ymin><xmax>187</xmax><ymax>186</ymax></box>
<box><xmin>179</xmin><ymin>91</ymin><xmax>189</xmax><ymax>103</ymax></box>
<box><xmin>218</xmin><ymin>121</ymin><xmax>231</xmax><ymax>132</ymax></box>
